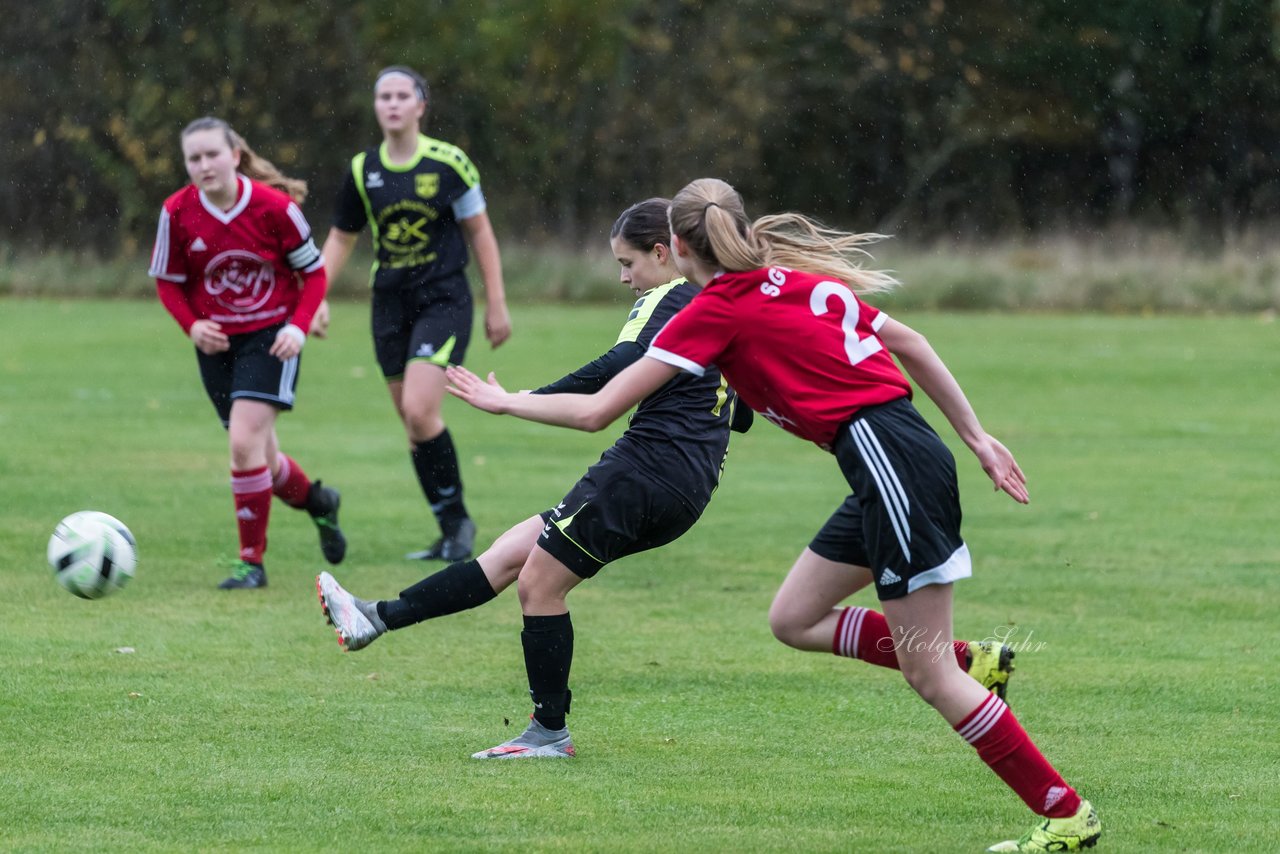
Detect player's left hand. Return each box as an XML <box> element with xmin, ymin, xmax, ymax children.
<box><xmin>310</xmin><ymin>300</ymin><xmax>331</xmax><ymax>339</ymax></box>
<box><xmin>484</xmin><ymin>302</ymin><xmax>512</xmax><ymax>349</ymax></box>
<box><xmin>973</xmin><ymin>434</ymin><xmax>1028</xmax><ymax>504</ymax></box>
<box><xmin>445</xmin><ymin>364</ymin><xmax>509</xmax><ymax>414</ymax></box>
<box><xmin>270</xmin><ymin>324</ymin><xmax>306</xmax><ymax>361</ymax></box>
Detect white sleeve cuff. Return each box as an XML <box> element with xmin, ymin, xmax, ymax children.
<box><xmin>281</xmin><ymin>324</ymin><xmax>306</xmax><ymax>346</ymax></box>
<box><xmin>645</xmin><ymin>346</ymin><xmax>707</xmax><ymax>377</ymax></box>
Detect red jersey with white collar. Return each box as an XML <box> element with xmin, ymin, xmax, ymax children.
<box><xmin>648</xmin><ymin>267</ymin><xmax>911</xmax><ymax>449</ymax></box>
<box><xmin>148</xmin><ymin>176</ymin><xmax>326</xmax><ymax>336</ymax></box>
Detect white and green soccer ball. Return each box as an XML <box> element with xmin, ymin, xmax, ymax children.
<box><xmin>47</xmin><ymin>511</ymin><xmax>137</xmax><ymax>599</ymax></box>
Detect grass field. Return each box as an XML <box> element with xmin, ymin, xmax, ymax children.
<box><xmin>1</xmin><ymin>298</ymin><xmax>1276</xmax><ymax>852</ymax></box>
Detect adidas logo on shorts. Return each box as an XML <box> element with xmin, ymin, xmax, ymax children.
<box><xmin>879</xmin><ymin>567</ymin><xmax>902</xmax><ymax>586</ymax></box>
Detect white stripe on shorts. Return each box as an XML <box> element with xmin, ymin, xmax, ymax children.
<box><xmin>278</xmin><ymin>355</ymin><xmax>297</xmax><ymax>404</ymax></box>
<box><xmin>850</xmin><ymin>419</ymin><xmax>912</xmax><ymax>562</ymax></box>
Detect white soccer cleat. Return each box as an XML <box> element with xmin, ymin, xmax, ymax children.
<box><xmin>315</xmin><ymin>571</ymin><xmax>382</xmax><ymax>652</ymax></box>
<box><xmin>471</xmin><ymin>718</ymin><xmax>576</xmax><ymax>759</ymax></box>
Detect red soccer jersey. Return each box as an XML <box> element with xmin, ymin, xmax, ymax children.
<box><xmin>148</xmin><ymin>176</ymin><xmax>325</xmax><ymax>335</ymax></box>
<box><xmin>648</xmin><ymin>267</ymin><xmax>912</xmax><ymax>449</ymax></box>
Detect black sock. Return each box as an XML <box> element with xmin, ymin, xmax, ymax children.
<box><xmin>411</xmin><ymin>430</ymin><xmax>469</xmax><ymax>534</ymax></box>
<box><xmin>522</xmin><ymin>612</ymin><xmax>574</xmax><ymax>731</ymax></box>
<box><xmin>377</xmin><ymin>559</ymin><xmax>496</xmax><ymax>630</ymax></box>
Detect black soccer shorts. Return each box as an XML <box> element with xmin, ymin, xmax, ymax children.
<box><xmin>196</xmin><ymin>323</ymin><xmax>300</xmax><ymax>427</ymax></box>
<box><xmin>370</xmin><ymin>271</ymin><xmax>473</xmax><ymax>379</ymax></box>
<box><xmin>536</xmin><ymin>457</ymin><xmax>699</xmax><ymax>579</ymax></box>
<box><xmin>809</xmin><ymin>397</ymin><xmax>972</xmax><ymax>600</ymax></box>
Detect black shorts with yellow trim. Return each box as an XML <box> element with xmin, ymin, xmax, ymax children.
<box><xmin>371</xmin><ymin>270</ymin><xmax>473</xmax><ymax>379</ymax></box>
<box><xmin>809</xmin><ymin>397</ymin><xmax>971</xmax><ymax>601</ymax></box>
<box><xmin>536</xmin><ymin>457</ymin><xmax>699</xmax><ymax>579</ymax></box>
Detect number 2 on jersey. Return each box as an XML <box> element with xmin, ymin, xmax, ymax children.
<box><xmin>809</xmin><ymin>281</ymin><xmax>882</xmax><ymax>366</ymax></box>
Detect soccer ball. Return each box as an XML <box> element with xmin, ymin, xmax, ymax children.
<box><xmin>47</xmin><ymin>511</ymin><xmax>137</xmax><ymax>599</ymax></box>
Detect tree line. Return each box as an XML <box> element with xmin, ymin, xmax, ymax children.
<box><xmin>5</xmin><ymin>0</ymin><xmax>1280</xmax><ymax>256</ymax></box>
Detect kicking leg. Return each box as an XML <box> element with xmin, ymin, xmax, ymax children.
<box><xmin>316</xmin><ymin>515</ymin><xmax>545</xmax><ymax>651</ymax></box>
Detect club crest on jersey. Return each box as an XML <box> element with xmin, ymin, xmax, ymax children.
<box><xmin>415</xmin><ymin>173</ymin><xmax>439</xmax><ymax>199</ymax></box>
<box><xmin>204</xmin><ymin>249</ymin><xmax>275</xmax><ymax>313</ymax></box>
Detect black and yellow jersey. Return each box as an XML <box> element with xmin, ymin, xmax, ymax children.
<box><xmin>332</xmin><ymin>134</ymin><xmax>483</xmax><ymax>289</ymax></box>
<box><xmin>533</xmin><ymin>279</ymin><xmax>751</xmax><ymax>513</ymax></box>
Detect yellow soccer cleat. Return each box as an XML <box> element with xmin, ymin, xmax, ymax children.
<box><xmin>967</xmin><ymin>640</ymin><xmax>1016</xmax><ymax>701</ymax></box>
<box><xmin>987</xmin><ymin>799</ymin><xmax>1101</xmax><ymax>852</ymax></box>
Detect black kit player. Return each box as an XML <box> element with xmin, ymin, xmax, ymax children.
<box><xmin>321</xmin><ymin>65</ymin><xmax>512</xmax><ymax>562</ymax></box>
<box><xmin>317</xmin><ymin>198</ymin><xmax>752</xmax><ymax>758</ymax></box>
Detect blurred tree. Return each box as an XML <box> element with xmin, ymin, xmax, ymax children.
<box><xmin>3</xmin><ymin>0</ymin><xmax>1280</xmax><ymax>255</ymax></box>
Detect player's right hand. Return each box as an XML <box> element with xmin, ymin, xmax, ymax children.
<box><xmin>973</xmin><ymin>434</ymin><xmax>1029</xmax><ymax>504</ymax></box>
<box><xmin>445</xmin><ymin>365</ymin><xmax>509</xmax><ymax>415</ymax></box>
<box><xmin>190</xmin><ymin>319</ymin><xmax>230</xmax><ymax>354</ymax></box>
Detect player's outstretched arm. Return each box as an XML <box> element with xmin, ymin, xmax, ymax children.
<box><xmin>446</xmin><ymin>356</ymin><xmax>677</xmax><ymax>432</ymax></box>
<box><xmin>877</xmin><ymin>316</ymin><xmax>1028</xmax><ymax>503</ymax></box>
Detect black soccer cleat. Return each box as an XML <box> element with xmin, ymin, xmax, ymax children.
<box><xmin>405</xmin><ymin>517</ymin><xmax>476</xmax><ymax>561</ymax></box>
<box><xmin>219</xmin><ymin>561</ymin><xmax>267</xmax><ymax>590</ymax></box>
<box><xmin>306</xmin><ymin>480</ymin><xmax>347</xmax><ymax>565</ymax></box>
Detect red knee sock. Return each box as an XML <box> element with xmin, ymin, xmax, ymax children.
<box><xmin>231</xmin><ymin>466</ymin><xmax>273</xmax><ymax>564</ymax></box>
<box><xmin>832</xmin><ymin>606</ymin><xmax>968</xmax><ymax>670</ymax></box>
<box><xmin>956</xmin><ymin>693</ymin><xmax>1081</xmax><ymax>817</ymax></box>
<box><xmin>272</xmin><ymin>453</ymin><xmax>312</xmax><ymax>509</ymax></box>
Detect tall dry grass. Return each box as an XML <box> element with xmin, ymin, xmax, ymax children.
<box><xmin>5</xmin><ymin>230</ymin><xmax>1280</xmax><ymax>313</ymax></box>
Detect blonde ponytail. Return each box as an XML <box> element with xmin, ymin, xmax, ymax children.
<box><xmin>752</xmin><ymin>214</ymin><xmax>898</xmax><ymax>294</ymax></box>
<box><xmin>670</xmin><ymin>178</ymin><xmax>763</xmax><ymax>271</ymax></box>
<box><xmin>670</xmin><ymin>178</ymin><xmax>898</xmax><ymax>295</ymax></box>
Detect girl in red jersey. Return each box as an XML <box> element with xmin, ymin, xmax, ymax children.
<box><xmin>149</xmin><ymin>117</ymin><xmax>347</xmax><ymax>589</ymax></box>
<box><xmin>445</xmin><ymin>179</ymin><xmax>1100</xmax><ymax>852</ymax></box>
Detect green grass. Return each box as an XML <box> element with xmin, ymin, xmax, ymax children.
<box><xmin>1</xmin><ymin>299</ymin><xmax>1276</xmax><ymax>852</ymax></box>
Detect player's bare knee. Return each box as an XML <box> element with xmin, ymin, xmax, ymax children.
<box><xmin>767</xmin><ymin>606</ymin><xmax>805</xmax><ymax>648</ymax></box>
<box><xmin>480</xmin><ymin>557</ymin><xmax>522</xmax><ymax>594</ymax></box>
<box><xmin>228</xmin><ymin>437</ymin><xmax>264</xmax><ymax>470</ymax></box>
<box><xmin>898</xmin><ymin>662</ymin><xmax>949</xmax><ymax>705</ymax></box>
<box><xmin>515</xmin><ymin>574</ymin><xmax>542</xmax><ymax>611</ymax></box>
<box><xmin>404</xmin><ymin>413</ymin><xmax>445</xmax><ymax>444</ymax></box>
